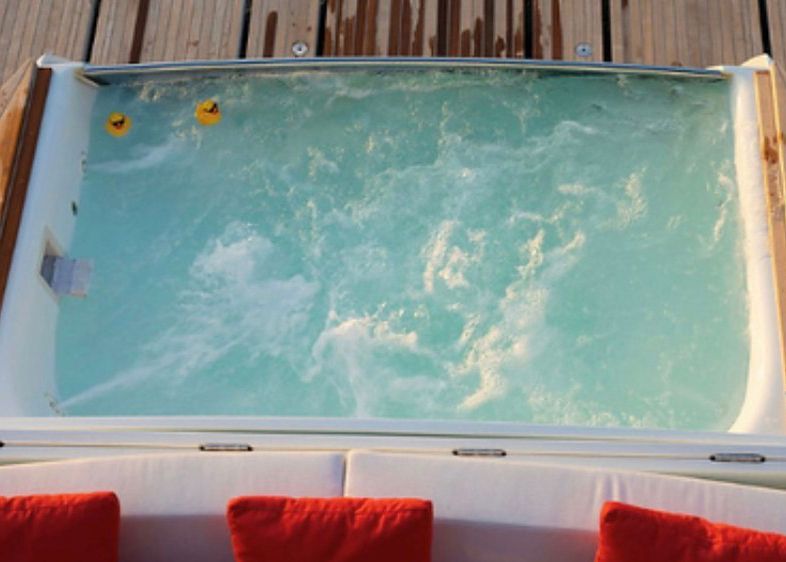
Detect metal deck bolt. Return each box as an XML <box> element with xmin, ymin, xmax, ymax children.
<box><xmin>575</xmin><ymin>43</ymin><xmax>593</xmax><ymax>58</ymax></box>
<box><xmin>292</xmin><ymin>41</ymin><xmax>309</xmax><ymax>57</ymax></box>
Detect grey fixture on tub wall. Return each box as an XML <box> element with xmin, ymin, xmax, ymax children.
<box><xmin>40</xmin><ymin>256</ymin><xmax>93</xmax><ymax>298</ymax></box>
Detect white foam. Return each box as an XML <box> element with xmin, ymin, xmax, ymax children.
<box><xmin>61</xmin><ymin>223</ymin><xmax>319</xmax><ymax>409</ymax></box>
<box><xmin>422</xmin><ymin>220</ymin><xmax>454</xmax><ymax>293</ymax></box>
<box><xmin>421</xmin><ymin>221</ymin><xmax>485</xmax><ymax>293</ymax></box>
<box><xmin>91</xmin><ymin>136</ymin><xmax>186</xmax><ymax>174</ymax></box>
<box><xmin>456</xmin><ymin>326</ymin><xmax>511</xmax><ymax>410</ymax></box>
<box><xmin>455</xmin><ymin>228</ymin><xmax>586</xmax><ymax>412</ymax></box>
<box><xmin>702</xmin><ymin>167</ymin><xmax>736</xmax><ymax>251</ymax></box>
<box><xmin>557</xmin><ymin>183</ymin><xmax>596</xmax><ymax>196</ymax></box>
<box><xmin>666</xmin><ymin>215</ymin><xmax>685</xmax><ymax>230</ymax></box>
<box><xmin>525</xmin><ymin>385</ymin><xmax>663</xmax><ymax>428</ymax></box>
<box><xmin>307</xmin><ymin>147</ymin><xmax>340</xmax><ymax>178</ymax></box>
<box><xmin>190</xmin><ymin>223</ymin><xmax>274</xmax><ymax>282</ymax></box>
<box><xmin>612</xmin><ymin>170</ymin><xmax>647</xmax><ymax>229</ymax></box>
<box><xmin>306</xmin><ymin>314</ymin><xmax>429</xmax><ymax>416</ymax></box>
<box><xmin>517</xmin><ymin>229</ymin><xmax>545</xmax><ymax>278</ymax></box>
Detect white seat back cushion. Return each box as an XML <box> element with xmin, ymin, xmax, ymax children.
<box><xmin>0</xmin><ymin>452</ymin><xmax>344</xmax><ymax>562</ymax></box>
<box><xmin>346</xmin><ymin>451</ymin><xmax>786</xmax><ymax>562</ymax></box>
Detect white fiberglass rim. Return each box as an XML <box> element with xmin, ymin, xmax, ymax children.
<box><xmin>0</xmin><ymin>56</ymin><xmax>783</xmax><ymax>437</ymax></box>
<box><xmin>725</xmin><ymin>55</ymin><xmax>786</xmax><ymax>433</ymax></box>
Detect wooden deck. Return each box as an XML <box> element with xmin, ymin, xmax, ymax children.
<box><xmin>0</xmin><ymin>0</ymin><xmax>784</xmax><ymax>80</ymax></box>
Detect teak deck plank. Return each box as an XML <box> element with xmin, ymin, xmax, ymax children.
<box><xmin>324</xmin><ymin>1</ymin><xmax>441</xmax><ymax>57</ymax></box>
<box><xmin>324</xmin><ymin>0</ymin><xmax>605</xmax><ymax>60</ymax></box>
<box><xmin>247</xmin><ymin>0</ymin><xmax>321</xmax><ymax>58</ymax></box>
<box><xmin>756</xmin><ymin>68</ymin><xmax>786</xmax><ymax>390</ymax></box>
<box><xmin>90</xmin><ymin>0</ymin><xmax>142</xmax><ymax>64</ymax></box>
<box><xmin>0</xmin><ymin>0</ymin><xmax>92</xmax><ymax>82</ymax></box>
<box><xmin>442</xmin><ymin>0</ymin><xmax>531</xmax><ymax>57</ymax></box>
<box><xmin>139</xmin><ymin>0</ymin><xmax>245</xmax><ymax>62</ymax></box>
<box><xmin>531</xmin><ymin>0</ymin><xmax>603</xmax><ymax>61</ymax></box>
<box><xmin>610</xmin><ymin>0</ymin><xmax>762</xmax><ymax>67</ymax></box>
<box><xmin>769</xmin><ymin>0</ymin><xmax>786</xmax><ymax>71</ymax></box>
<box><xmin>322</xmin><ymin>0</ymin><xmax>540</xmax><ymax>58</ymax></box>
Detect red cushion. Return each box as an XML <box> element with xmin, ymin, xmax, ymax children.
<box><xmin>227</xmin><ymin>496</ymin><xmax>433</xmax><ymax>562</ymax></box>
<box><xmin>0</xmin><ymin>492</ymin><xmax>120</xmax><ymax>562</ymax></box>
<box><xmin>595</xmin><ymin>501</ymin><xmax>786</xmax><ymax>562</ymax></box>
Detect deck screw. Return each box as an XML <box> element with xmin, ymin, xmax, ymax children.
<box><xmin>575</xmin><ymin>42</ymin><xmax>592</xmax><ymax>58</ymax></box>
<box><xmin>292</xmin><ymin>41</ymin><xmax>309</xmax><ymax>57</ymax></box>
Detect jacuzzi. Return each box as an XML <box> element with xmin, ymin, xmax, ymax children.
<box><xmin>1</xmin><ymin>56</ymin><xmax>786</xmax><ymax>481</ymax></box>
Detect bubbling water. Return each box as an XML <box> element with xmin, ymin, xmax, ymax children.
<box><xmin>56</xmin><ymin>69</ymin><xmax>748</xmax><ymax>429</ymax></box>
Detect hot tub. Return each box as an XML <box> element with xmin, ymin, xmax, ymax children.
<box><xmin>0</xmin><ymin>56</ymin><xmax>783</xmax><ymax>440</ymax></box>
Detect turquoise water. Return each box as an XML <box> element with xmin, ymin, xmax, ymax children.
<box><xmin>56</xmin><ymin>68</ymin><xmax>748</xmax><ymax>429</ymax></box>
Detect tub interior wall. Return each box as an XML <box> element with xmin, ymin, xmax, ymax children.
<box><xmin>0</xmin><ymin>64</ymin><xmax>95</xmax><ymax>415</ymax></box>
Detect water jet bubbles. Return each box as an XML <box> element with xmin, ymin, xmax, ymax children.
<box><xmin>616</xmin><ymin>74</ymin><xmax>630</xmax><ymax>91</ymax></box>
<box><xmin>63</xmin><ymin>67</ymin><xmax>746</xmax><ymax>425</ymax></box>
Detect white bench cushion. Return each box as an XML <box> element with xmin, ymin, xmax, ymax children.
<box><xmin>0</xmin><ymin>452</ymin><xmax>344</xmax><ymax>562</ymax></box>
<box><xmin>346</xmin><ymin>451</ymin><xmax>786</xmax><ymax>562</ymax></box>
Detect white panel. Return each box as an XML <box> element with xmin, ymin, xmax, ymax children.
<box><xmin>0</xmin><ymin>452</ymin><xmax>345</xmax><ymax>562</ymax></box>
<box><xmin>346</xmin><ymin>450</ymin><xmax>786</xmax><ymax>562</ymax></box>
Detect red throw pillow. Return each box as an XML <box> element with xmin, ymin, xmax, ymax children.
<box><xmin>595</xmin><ymin>501</ymin><xmax>786</xmax><ymax>562</ymax></box>
<box><xmin>0</xmin><ymin>492</ymin><xmax>120</xmax><ymax>562</ymax></box>
<box><xmin>227</xmin><ymin>496</ymin><xmax>433</xmax><ymax>562</ymax></box>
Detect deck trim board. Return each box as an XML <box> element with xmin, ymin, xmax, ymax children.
<box><xmin>0</xmin><ymin>62</ymin><xmax>32</xmax><ymax>118</ymax></box>
<box><xmin>0</xmin><ymin>65</ymin><xmax>51</xmax><ymax>318</ymax></box>
<box><xmin>755</xmin><ymin>67</ymin><xmax>786</xmax><ymax>389</ymax></box>
<box><xmin>0</xmin><ymin>62</ymin><xmax>33</xmax><ymax>216</ymax></box>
